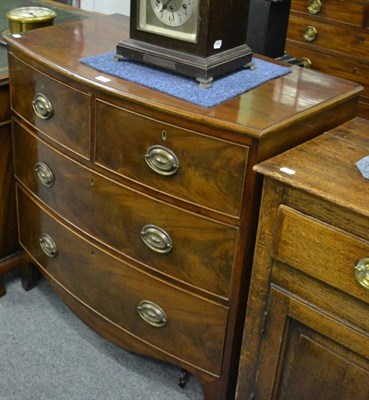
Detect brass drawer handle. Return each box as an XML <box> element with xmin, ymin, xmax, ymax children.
<box><xmin>144</xmin><ymin>145</ymin><xmax>179</xmax><ymax>176</ymax></box>
<box><xmin>141</xmin><ymin>224</ymin><xmax>173</xmax><ymax>254</ymax></box>
<box><xmin>32</xmin><ymin>93</ymin><xmax>53</xmax><ymax>120</ymax></box>
<box><xmin>300</xmin><ymin>57</ymin><xmax>312</xmax><ymax>69</ymax></box>
<box><xmin>137</xmin><ymin>300</ymin><xmax>168</xmax><ymax>328</ymax></box>
<box><xmin>34</xmin><ymin>162</ymin><xmax>55</xmax><ymax>187</ymax></box>
<box><xmin>303</xmin><ymin>26</ymin><xmax>318</xmax><ymax>42</ymax></box>
<box><xmin>354</xmin><ymin>258</ymin><xmax>369</xmax><ymax>290</ymax></box>
<box><xmin>307</xmin><ymin>0</ymin><xmax>322</xmax><ymax>14</ymax></box>
<box><xmin>39</xmin><ymin>233</ymin><xmax>58</xmax><ymax>258</ymax></box>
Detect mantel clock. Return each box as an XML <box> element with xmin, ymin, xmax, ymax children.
<box><xmin>116</xmin><ymin>0</ymin><xmax>253</xmax><ymax>86</ymax></box>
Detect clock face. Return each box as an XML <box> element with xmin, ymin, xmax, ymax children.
<box><xmin>6</xmin><ymin>7</ymin><xmax>56</xmax><ymax>22</ymax></box>
<box><xmin>138</xmin><ymin>0</ymin><xmax>199</xmax><ymax>43</ymax></box>
<box><xmin>150</xmin><ymin>0</ymin><xmax>196</xmax><ymax>27</ymax></box>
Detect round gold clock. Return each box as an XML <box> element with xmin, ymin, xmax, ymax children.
<box><xmin>6</xmin><ymin>7</ymin><xmax>56</xmax><ymax>34</ymax></box>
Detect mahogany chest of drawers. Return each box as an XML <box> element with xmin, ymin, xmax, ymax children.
<box><xmin>5</xmin><ymin>13</ymin><xmax>362</xmax><ymax>399</ymax></box>
<box><xmin>237</xmin><ymin>117</ymin><xmax>369</xmax><ymax>399</ymax></box>
<box><xmin>285</xmin><ymin>0</ymin><xmax>369</xmax><ymax>119</ymax></box>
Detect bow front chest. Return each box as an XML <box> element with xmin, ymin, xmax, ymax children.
<box><xmin>5</xmin><ymin>13</ymin><xmax>362</xmax><ymax>399</ymax></box>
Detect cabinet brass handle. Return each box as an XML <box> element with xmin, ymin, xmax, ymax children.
<box><xmin>137</xmin><ymin>300</ymin><xmax>168</xmax><ymax>327</ymax></box>
<box><xmin>39</xmin><ymin>233</ymin><xmax>58</xmax><ymax>258</ymax></box>
<box><xmin>307</xmin><ymin>0</ymin><xmax>322</xmax><ymax>14</ymax></box>
<box><xmin>34</xmin><ymin>162</ymin><xmax>55</xmax><ymax>187</ymax></box>
<box><xmin>32</xmin><ymin>93</ymin><xmax>53</xmax><ymax>120</ymax></box>
<box><xmin>144</xmin><ymin>145</ymin><xmax>179</xmax><ymax>176</ymax></box>
<box><xmin>141</xmin><ymin>224</ymin><xmax>173</xmax><ymax>254</ymax></box>
<box><xmin>354</xmin><ymin>258</ymin><xmax>369</xmax><ymax>290</ymax></box>
<box><xmin>303</xmin><ymin>26</ymin><xmax>318</xmax><ymax>42</ymax></box>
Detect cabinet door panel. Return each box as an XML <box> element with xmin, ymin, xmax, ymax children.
<box><xmin>254</xmin><ymin>286</ymin><xmax>369</xmax><ymax>399</ymax></box>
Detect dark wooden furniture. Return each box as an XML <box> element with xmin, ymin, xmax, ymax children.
<box><xmin>0</xmin><ymin>0</ymin><xmax>93</xmax><ymax>296</ymax></box>
<box><xmin>5</xmin><ymin>13</ymin><xmax>362</xmax><ymax>399</ymax></box>
<box><xmin>0</xmin><ymin>67</ymin><xmax>19</xmax><ymax>296</ymax></box>
<box><xmin>236</xmin><ymin>117</ymin><xmax>369</xmax><ymax>399</ymax></box>
<box><xmin>285</xmin><ymin>0</ymin><xmax>369</xmax><ymax>119</ymax></box>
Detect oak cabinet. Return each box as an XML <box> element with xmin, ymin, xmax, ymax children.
<box><xmin>237</xmin><ymin>117</ymin><xmax>369</xmax><ymax>399</ymax></box>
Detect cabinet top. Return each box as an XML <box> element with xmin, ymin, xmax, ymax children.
<box><xmin>4</xmin><ymin>14</ymin><xmax>362</xmax><ymax>139</ymax></box>
<box><xmin>254</xmin><ymin>117</ymin><xmax>369</xmax><ymax>217</ymax></box>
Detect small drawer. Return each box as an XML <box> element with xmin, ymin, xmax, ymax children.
<box><xmin>95</xmin><ymin>100</ymin><xmax>248</xmax><ymax>217</ymax></box>
<box><xmin>13</xmin><ymin>120</ymin><xmax>237</xmax><ymax>299</ymax></box>
<box><xmin>273</xmin><ymin>205</ymin><xmax>369</xmax><ymax>304</ymax></box>
<box><xmin>290</xmin><ymin>0</ymin><xmax>366</xmax><ymax>27</ymax></box>
<box><xmin>287</xmin><ymin>16</ymin><xmax>369</xmax><ymax>60</ymax></box>
<box><xmin>17</xmin><ymin>187</ymin><xmax>228</xmax><ymax>376</ymax></box>
<box><xmin>9</xmin><ymin>53</ymin><xmax>91</xmax><ymax>158</ymax></box>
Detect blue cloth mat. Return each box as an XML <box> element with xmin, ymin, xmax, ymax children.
<box><xmin>80</xmin><ymin>51</ymin><xmax>291</xmax><ymax>108</ymax></box>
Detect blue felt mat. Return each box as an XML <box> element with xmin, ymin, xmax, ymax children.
<box><xmin>80</xmin><ymin>51</ymin><xmax>291</xmax><ymax>108</ymax></box>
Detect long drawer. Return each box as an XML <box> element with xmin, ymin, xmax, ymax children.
<box><xmin>286</xmin><ymin>15</ymin><xmax>369</xmax><ymax>60</ymax></box>
<box><xmin>17</xmin><ymin>186</ymin><xmax>228</xmax><ymax>375</ymax></box>
<box><xmin>273</xmin><ymin>205</ymin><xmax>369</xmax><ymax>305</ymax></box>
<box><xmin>13</xmin><ymin>119</ymin><xmax>237</xmax><ymax>299</ymax></box>
<box><xmin>9</xmin><ymin>53</ymin><xmax>91</xmax><ymax>158</ymax></box>
<box><xmin>95</xmin><ymin>99</ymin><xmax>249</xmax><ymax>217</ymax></box>
<box><xmin>290</xmin><ymin>0</ymin><xmax>366</xmax><ymax>27</ymax></box>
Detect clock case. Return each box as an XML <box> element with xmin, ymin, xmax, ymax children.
<box><xmin>116</xmin><ymin>1</ymin><xmax>253</xmax><ymax>84</ymax></box>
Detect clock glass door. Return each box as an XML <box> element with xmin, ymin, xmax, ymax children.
<box><xmin>138</xmin><ymin>0</ymin><xmax>200</xmax><ymax>43</ymax></box>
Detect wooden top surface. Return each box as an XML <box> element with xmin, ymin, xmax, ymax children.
<box><xmin>4</xmin><ymin>14</ymin><xmax>362</xmax><ymax>137</ymax></box>
<box><xmin>254</xmin><ymin>117</ymin><xmax>369</xmax><ymax>217</ymax></box>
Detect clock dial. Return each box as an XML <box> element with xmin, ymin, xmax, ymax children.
<box><xmin>150</xmin><ymin>0</ymin><xmax>196</xmax><ymax>27</ymax></box>
<box><xmin>138</xmin><ymin>0</ymin><xmax>199</xmax><ymax>43</ymax></box>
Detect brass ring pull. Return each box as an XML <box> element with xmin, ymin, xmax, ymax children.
<box><xmin>354</xmin><ymin>258</ymin><xmax>369</xmax><ymax>290</ymax></box>
<box><xmin>32</xmin><ymin>93</ymin><xmax>53</xmax><ymax>120</ymax></box>
<box><xmin>34</xmin><ymin>162</ymin><xmax>55</xmax><ymax>187</ymax></box>
<box><xmin>39</xmin><ymin>233</ymin><xmax>58</xmax><ymax>258</ymax></box>
<box><xmin>307</xmin><ymin>0</ymin><xmax>322</xmax><ymax>14</ymax></box>
<box><xmin>141</xmin><ymin>224</ymin><xmax>173</xmax><ymax>254</ymax></box>
<box><xmin>137</xmin><ymin>300</ymin><xmax>168</xmax><ymax>328</ymax></box>
<box><xmin>144</xmin><ymin>145</ymin><xmax>179</xmax><ymax>176</ymax></box>
<box><xmin>303</xmin><ymin>26</ymin><xmax>318</xmax><ymax>42</ymax></box>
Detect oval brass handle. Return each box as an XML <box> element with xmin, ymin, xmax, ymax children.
<box><xmin>140</xmin><ymin>224</ymin><xmax>173</xmax><ymax>254</ymax></box>
<box><xmin>32</xmin><ymin>93</ymin><xmax>53</xmax><ymax>120</ymax></box>
<box><xmin>303</xmin><ymin>26</ymin><xmax>318</xmax><ymax>42</ymax></box>
<box><xmin>39</xmin><ymin>233</ymin><xmax>58</xmax><ymax>258</ymax></box>
<box><xmin>34</xmin><ymin>162</ymin><xmax>55</xmax><ymax>187</ymax></box>
<box><xmin>144</xmin><ymin>145</ymin><xmax>179</xmax><ymax>176</ymax></box>
<box><xmin>354</xmin><ymin>258</ymin><xmax>369</xmax><ymax>290</ymax></box>
<box><xmin>137</xmin><ymin>300</ymin><xmax>168</xmax><ymax>328</ymax></box>
<box><xmin>307</xmin><ymin>0</ymin><xmax>322</xmax><ymax>14</ymax></box>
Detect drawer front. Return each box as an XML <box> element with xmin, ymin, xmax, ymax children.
<box><xmin>287</xmin><ymin>15</ymin><xmax>369</xmax><ymax>60</ymax></box>
<box><xmin>13</xmin><ymin>120</ymin><xmax>237</xmax><ymax>299</ymax></box>
<box><xmin>273</xmin><ymin>205</ymin><xmax>369</xmax><ymax>304</ymax></box>
<box><xmin>9</xmin><ymin>53</ymin><xmax>91</xmax><ymax>157</ymax></box>
<box><xmin>95</xmin><ymin>100</ymin><xmax>248</xmax><ymax>217</ymax></box>
<box><xmin>285</xmin><ymin>44</ymin><xmax>369</xmax><ymax>99</ymax></box>
<box><xmin>17</xmin><ymin>187</ymin><xmax>227</xmax><ymax>375</ymax></box>
<box><xmin>290</xmin><ymin>0</ymin><xmax>366</xmax><ymax>27</ymax></box>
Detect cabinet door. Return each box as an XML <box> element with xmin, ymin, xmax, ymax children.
<box><xmin>253</xmin><ymin>286</ymin><xmax>369</xmax><ymax>400</ymax></box>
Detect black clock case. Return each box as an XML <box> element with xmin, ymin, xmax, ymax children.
<box><xmin>116</xmin><ymin>0</ymin><xmax>253</xmax><ymax>82</ymax></box>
